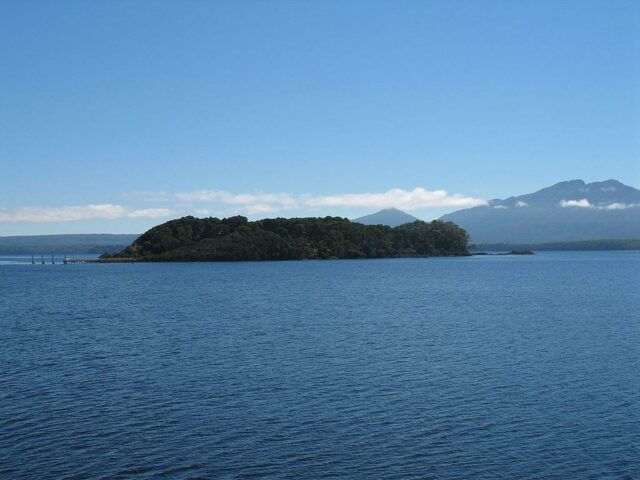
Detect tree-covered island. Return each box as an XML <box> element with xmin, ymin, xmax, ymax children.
<box><xmin>110</xmin><ymin>215</ymin><xmax>470</xmax><ymax>261</ymax></box>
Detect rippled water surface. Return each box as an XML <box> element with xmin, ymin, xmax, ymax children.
<box><xmin>1</xmin><ymin>252</ymin><xmax>639</xmax><ymax>479</ymax></box>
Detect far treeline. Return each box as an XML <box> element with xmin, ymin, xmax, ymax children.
<box><xmin>471</xmin><ymin>239</ymin><xmax>640</xmax><ymax>252</ymax></box>
<box><xmin>110</xmin><ymin>215</ymin><xmax>470</xmax><ymax>261</ymax></box>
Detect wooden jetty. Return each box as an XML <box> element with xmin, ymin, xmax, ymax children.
<box><xmin>63</xmin><ymin>257</ymin><xmax>138</xmax><ymax>264</ymax></box>
<box><xmin>32</xmin><ymin>255</ymin><xmax>50</xmax><ymax>264</ymax></box>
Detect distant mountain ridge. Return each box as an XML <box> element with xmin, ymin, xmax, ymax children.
<box><xmin>440</xmin><ymin>179</ymin><xmax>640</xmax><ymax>243</ymax></box>
<box><xmin>354</xmin><ymin>208</ymin><xmax>419</xmax><ymax>227</ymax></box>
<box><xmin>0</xmin><ymin>234</ymin><xmax>139</xmax><ymax>254</ymax></box>
<box><xmin>486</xmin><ymin>179</ymin><xmax>640</xmax><ymax>209</ymax></box>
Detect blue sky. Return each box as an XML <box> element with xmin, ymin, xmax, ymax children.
<box><xmin>1</xmin><ymin>0</ymin><xmax>638</xmax><ymax>234</ymax></box>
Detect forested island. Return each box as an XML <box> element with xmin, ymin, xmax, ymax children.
<box><xmin>109</xmin><ymin>215</ymin><xmax>470</xmax><ymax>261</ymax></box>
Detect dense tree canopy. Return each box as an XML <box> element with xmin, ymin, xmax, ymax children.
<box><xmin>113</xmin><ymin>215</ymin><xmax>470</xmax><ymax>261</ymax></box>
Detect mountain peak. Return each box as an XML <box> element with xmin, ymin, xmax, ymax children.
<box><xmin>354</xmin><ymin>208</ymin><xmax>418</xmax><ymax>227</ymax></box>
<box><xmin>550</xmin><ymin>179</ymin><xmax>586</xmax><ymax>188</ymax></box>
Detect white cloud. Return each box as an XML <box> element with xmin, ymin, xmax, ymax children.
<box><xmin>244</xmin><ymin>204</ymin><xmax>279</xmax><ymax>214</ymax></box>
<box><xmin>493</xmin><ymin>205</ymin><xmax>508</xmax><ymax>209</ymax></box>
<box><xmin>175</xmin><ymin>187</ymin><xmax>487</xmax><ymax>213</ymax></box>
<box><xmin>0</xmin><ymin>204</ymin><xmax>171</xmax><ymax>223</ymax></box>
<box><xmin>603</xmin><ymin>202</ymin><xmax>640</xmax><ymax>210</ymax></box>
<box><xmin>301</xmin><ymin>188</ymin><xmax>486</xmax><ymax>210</ymax></box>
<box><xmin>559</xmin><ymin>199</ymin><xmax>640</xmax><ymax>210</ymax></box>
<box><xmin>560</xmin><ymin>199</ymin><xmax>591</xmax><ymax>208</ymax></box>
<box><xmin>515</xmin><ymin>201</ymin><xmax>528</xmax><ymax>207</ymax></box>
<box><xmin>176</xmin><ymin>190</ymin><xmax>299</xmax><ymax>210</ymax></box>
<box><xmin>2</xmin><ymin>187</ymin><xmax>488</xmax><ymax>224</ymax></box>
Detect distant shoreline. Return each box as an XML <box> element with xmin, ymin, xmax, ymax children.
<box><xmin>3</xmin><ymin>237</ymin><xmax>638</xmax><ymax>256</ymax></box>
<box><xmin>470</xmin><ymin>239</ymin><xmax>640</xmax><ymax>252</ymax></box>
<box><xmin>0</xmin><ymin>234</ymin><xmax>138</xmax><ymax>255</ymax></box>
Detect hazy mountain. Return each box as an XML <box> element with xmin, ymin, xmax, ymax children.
<box><xmin>0</xmin><ymin>234</ymin><xmax>139</xmax><ymax>254</ymax></box>
<box><xmin>440</xmin><ymin>179</ymin><xmax>640</xmax><ymax>243</ymax></box>
<box><xmin>354</xmin><ymin>208</ymin><xmax>419</xmax><ymax>227</ymax></box>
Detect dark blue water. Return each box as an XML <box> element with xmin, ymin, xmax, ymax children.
<box><xmin>1</xmin><ymin>252</ymin><xmax>639</xmax><ymax>479</ymax></box>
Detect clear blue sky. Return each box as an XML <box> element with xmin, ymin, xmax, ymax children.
<box><xmin>1</xmin><ymin>0</ymin><xmax>638</xmax><ymax>234</ymax></box>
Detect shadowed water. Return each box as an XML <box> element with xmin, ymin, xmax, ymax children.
<box><xmin>1</xmin><ymin>252</ymin><xmax>639</xmax><ymax>479</ymax></box>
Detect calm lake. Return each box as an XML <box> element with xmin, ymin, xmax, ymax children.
<box><xmin>1</xmin><ymin>252</ymin><xmax>639</xmax><ymax>479</ymax></box>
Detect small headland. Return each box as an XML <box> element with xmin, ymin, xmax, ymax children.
<box><xmin>471</xmin><ymin>250</ymin><xmax>534</xmax><ymax>256</ymax></box>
